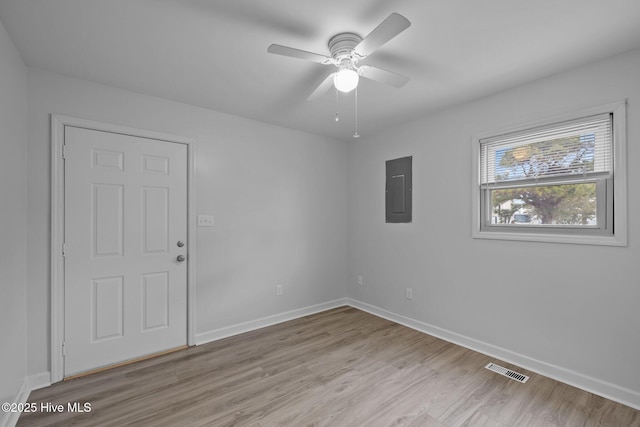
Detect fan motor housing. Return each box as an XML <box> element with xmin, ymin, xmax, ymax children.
<box><xmin>328</xmin><ymin>32</ymin><xmax>362</xmax><ymax>61</ymax></box>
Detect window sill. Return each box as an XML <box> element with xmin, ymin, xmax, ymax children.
<box><xmin>472</xmin><ymin>229</ymin><xmax>626</xmax><ymax>246</ymax></box>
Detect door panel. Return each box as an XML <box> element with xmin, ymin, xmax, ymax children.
<box><xmin>64</xmin><ymin>126</ymin><xmax>187</xmax><ymax>376</ymax></box>
<box><xmin>142</xmin><ymin>272</ymin><xmax>169</xmax><ymax>331</ymax></box>
<box><xmin>92</xmin><ymin>276</ymin><xmax>124</xmax><ymax>341</ymax></box>
<box><xmin>92</xmin><ymin>183</ymin><xmax>124</xmax><ymax>257</ymax></box>
<box><xmin>142</xmin><ymin>187</ymin><xmax>169</xmax><ymax>254</ymax></box>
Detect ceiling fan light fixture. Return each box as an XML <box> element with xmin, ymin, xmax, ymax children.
<box><xmin>334</xmin><ymin>68</ymin><xmax>359</xmax><ymax>93</ymax></box>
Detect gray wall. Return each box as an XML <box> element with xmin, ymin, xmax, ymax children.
<box><xmin>4</xmin><ymin>22</ymin><xmax>639</xmax><ymax>412</ymax></box>
<box><xmin>348</xmin><ymin>48</ymin><xmax>640</xmax><ymax>401</ymax></box>
<box><xmin>26</xmin><ymin>69</ymin><xmax>348</xmax><ymax>377</ymax></box>
<box><xmin>0</xmin><ymin>18</ymin><xmax>28</xmax><ymax>407</ymax></box>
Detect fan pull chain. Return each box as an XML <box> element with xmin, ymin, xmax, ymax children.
<box><xmin>353</xmin><ymin>87</ymin><xmax>360</xmax><ymax>138</ymax></box>
<box><xmin>335</xmin><ymin>88</ymin><xmax>340</xmax><ymax>122</ymax></box>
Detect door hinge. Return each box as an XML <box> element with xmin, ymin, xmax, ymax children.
<box><xmin>62</xmin><ymin>342</ymin><xmax>66</xmax><ymax>357</ymax></box>
<box><xmin>62</xmin><ymin>243</ymin><xmax>67</xmax><ymax>257</ymax></box>
<box><xmin>62</xmin><ymin>144</ymin><xmax>67</xmax><ymax>159</ymax></box>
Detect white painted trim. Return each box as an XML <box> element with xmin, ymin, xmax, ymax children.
<box><xmin>346</xmin><ymin>298</ymin><xmax>640</xmax><ymax>410</ymax></box>
<box><xmin>471</xmin><ymin>100</ymin><xmax>628</xmax><ymax>246</ymax></box>
<box><xmin>50</xmin><ymin>116</ymin><xmax>65</xmax><ymax>383</ymax></box>
<box><xmin>33</xmin><ymin>292</ymin><xmax>640</xmax><ymax>414</ymax></box>
<box><xmin>194</xmin><ymin>298</ymin><xmax>349</xmax><ymax>345</ymax></box>
<box><xmin>0</xmin><ymin>377</ymin><xmax>30</xmax><ymax>427</ymax></box>
<box><xmin>194</xmin><ymin>296</ymin><xmax>638</xmax><ymax>408</ymax></box>
<box><xmin>50</xmin><ymin>114</ymin><xmax>197</xmax><ymax>383</ymax></box>
<box><xmin>186</xmin><ymin>142</ymin><xmax>197</xmax><ymax>346</ymax></box>
<box><xmin>27</xmin><ymin>372</ymin><xmax>51</xmax><ymax>392</ymax></box>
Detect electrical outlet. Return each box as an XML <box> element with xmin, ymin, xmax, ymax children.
<box><xmin>197</xmin><ymin>215</ymin><xmax>215</xmax><ymax>227</ymax></box>
<box><xmin>357</xmin><ymin>275</ymin><xmax>363</xmax><ymax>285</ymax></box>
<box><xmin>406</xmin><ymin>287</ymin><xmax>413</xmax><ymax>300</ymax></box>
<box><xmin>276</xmin><ymin>285</ymin><xmax>283</xmax><ymax>296</ymax></box>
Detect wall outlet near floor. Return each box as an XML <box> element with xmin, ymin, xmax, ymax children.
<box><xmin>276</xmin><ymin>285</ymin><xmax>283</xmax><ymax>296</ymax></box>
<box><xmin>405</xmin><ymin>287</ymin><xmax>413</xmax><ymax>300</ymax></box>
<box><xmin>357</xmin><ymin>275</ymin><xmax>363</xmax><ymax>286</ymax></box>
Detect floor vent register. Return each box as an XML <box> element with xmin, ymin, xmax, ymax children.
<box><xmin>485</xmin><ymin>362</ymin><xmax>529</xmax><ymax>383</ymax></box>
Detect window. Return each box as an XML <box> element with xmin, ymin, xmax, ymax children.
<box><xmin>472</xmin><ymin>101</ymin><xmax>627</xmax><ymax>246</ymax></box>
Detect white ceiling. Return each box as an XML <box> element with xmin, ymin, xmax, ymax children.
<box><xmin>2</xmin><ymin>0</ymin><xmax>640</xmax><ymax>142</ymax></box>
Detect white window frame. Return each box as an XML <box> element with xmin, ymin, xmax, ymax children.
<box><xmin>471</xmin><ymin>100</ymin><xmax>627</xmax><ymax>246</ymax></box>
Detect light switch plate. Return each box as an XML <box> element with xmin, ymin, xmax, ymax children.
<box><xmin>197</xmin><ymin>215</ymin><xmax>214</xmax><ymax>227</ymax></box>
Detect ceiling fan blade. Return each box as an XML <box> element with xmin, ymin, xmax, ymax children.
<box><xmin>354</xmin><ymin>13</ymin><xmax>411</xmax><ymax>58</ymax></box>
<box><xmin>267</xmin><ymin>44</ymin><xmax>333</xmax><ymax>64</ymax></box>
<box><xmin>358</xmin><ymin>65</ymin><xmax>409</xmax><ymax>88</ymax></box>
<box><xmin>308</xmin><ymin>73</ymin><xmax>336</xmax><ymax>101</ymax></box>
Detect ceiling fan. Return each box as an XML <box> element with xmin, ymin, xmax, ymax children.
<box><xmin>267</xmin><ymin>13</ymin><xmax>411</xmax><ymax>101</ymax></box>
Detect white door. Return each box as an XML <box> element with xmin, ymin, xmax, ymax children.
<box><xmin>64</xmin><ymin>126</ymin><xmax>187</xmax><ymax>376</ymax></box>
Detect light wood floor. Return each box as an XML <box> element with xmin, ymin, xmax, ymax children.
<box><xmin>18</xmin><ymin>307</ymin><xmax>640</xmax><ymax>426</ymax></box>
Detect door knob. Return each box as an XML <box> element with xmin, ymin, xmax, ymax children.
<box><xmin>177</xmin><ymin>240</ymin><xmax>185</xmax><ymax>248</ymax></box>
<box><xmin>176</xmin><ymin>255</ymin><xmax>186</xmax><ymax>262</ymax></box>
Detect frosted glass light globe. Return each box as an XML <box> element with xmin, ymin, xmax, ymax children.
<box><xmin>334</xmin><ymin>69</ymin><xmax>359</xmax><ymax>93</ymax></box>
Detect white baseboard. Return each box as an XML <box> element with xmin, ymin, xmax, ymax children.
<box><xmin>0</xmin><ymin>377</ymin><xmax>30</xmax><ymax>427</ymax></box>
<box><xmin>346</xmin><ymin>298</ymin><xmax>640</xmax><ymax>410</ymax></box>
<box><xmin>17</xmin><ymin>296</ymin><xmax>634</xmax><ymax>423</ymax></box>
<box><xmin>27</xmin><ymin>372</ymin><xmax>51</xmax><ymax>392</ymax></box>
<box><xmin>195</xmin><ymin>298</ymin><xmax>349</xmax><ymax>345</ymax></box>
<box><xmin>194</xmin><ymin>296</ymin><xmax>640</xmax><ymax>409</ymax></box>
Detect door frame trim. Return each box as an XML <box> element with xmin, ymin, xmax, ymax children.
<box><xmin>50</xmin><ymin>114</ymin><xmax>197</xmax><ymax>383</ymax></box>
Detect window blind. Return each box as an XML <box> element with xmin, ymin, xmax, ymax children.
<box><xmin>480</xmin><ymin>113</ymin><xmax>612</xmax><ymax>186</ymax></box>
